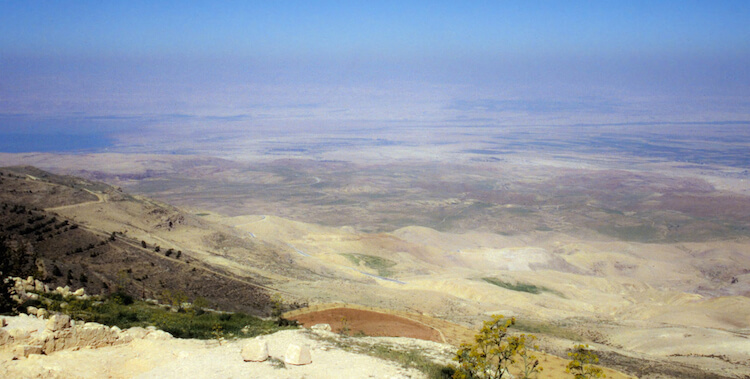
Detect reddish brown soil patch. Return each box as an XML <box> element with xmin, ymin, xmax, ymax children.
<box><xmin>288</xmin><ymin>307</ymin><xmax>442</xmax><ymax>342</ymax></box>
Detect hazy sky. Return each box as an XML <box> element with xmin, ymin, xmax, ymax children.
<box><xmin>1</xmin><ymin>1</ymin><xmax>749</xmax><ymax>146</ymax></box>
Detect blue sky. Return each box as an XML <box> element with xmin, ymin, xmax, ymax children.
<box><xmin>1</xmin><ymin>1</ymin><xmax>749</xmax><ymax>145</ymax></box>
<box><xmin>3</xmin><ymin>1</ymin><xmax>748</xmax><ymax>57</ymax></box>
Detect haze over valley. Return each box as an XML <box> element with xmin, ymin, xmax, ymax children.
<box><xmin>1</xmin><ymin>2</ymin><xmax>750</xmax><ymax>378</ymax></box>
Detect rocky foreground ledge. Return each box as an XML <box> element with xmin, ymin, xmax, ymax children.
<box><xmin>0</xmin><ymin>312</ymin><xmax>454</xmax><ymax>378</ymax></box>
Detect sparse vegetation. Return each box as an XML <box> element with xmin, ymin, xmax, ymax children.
<box><xmin>481</xmin><ymin>277</ymin><xmax>564</xmax><ymax>297</ymax></box>
<box><xmin>31</xmin><ymin>290</ymin><xmax>291</xmax><ymax>339</ymax></box>
<box><xmin>340</xmin><ymin>316</ymin><xmax>350</xmax><ymax>335</ymax></box>
<box><xmin>366</xmin><ymin>344</ymin><xmax>456</xmax><ymax>379</ymax></box>
<box><xmin>309</xmin><ymin>331</ymin><xmax>455</xmax><ymax>379</ymax></box>
<box><xmin>341</xmin><ymin>253</ymin><xmax>397</xmax><ymax>277</ymax></box>
<box><xmin>267</xmin><ymin>356</ymin><xmax>286</xmax><ymax>369</ymax></box>
<box><xmin>516</xmin><ymin>334</ymin><xmax>543</xmax><ymax>379</ymax></box>
<box><xmin>566</xmin><ymin>344</ymin><xmax>605</xmax><ymax>379</ymax></box>
<box><xmin>513</xmin><ymin>319</ymin><xmax>583</xmax><ymax>342</ymax></box>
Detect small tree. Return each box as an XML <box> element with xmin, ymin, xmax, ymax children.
<box><xmin>193</xmin><ymin>296</ymin><xmax>210</xmax><ymax>313</ymax></box>
<box><xmin>141</xmin><ymin>240</ymin><xmax>147</xmax><ymax>248</ymax></box>
<box><xmin>454</xmin><ymin>315</ymin><xmax>528</xmax><ymax>379</ymax></box>
<box><xmin>161</xmin><ymin>289</ymin><xmax>188</xmax><ymax>311</ymax></box>
<box><xmin>566</xmin><ymin>344</ymin><xmax>605</xmax><ymax>379</ymax></box>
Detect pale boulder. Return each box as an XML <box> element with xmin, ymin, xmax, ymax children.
<box><xmin>120</xmin><ymin>327</ymin><xmax>149</xmax><ymax>341</ymax></box>
<box><xmin>55</xmin><ymin>286</ymin><xmax>71</xmax><ymax>297</ymax></box>
<box><xmin>284</xmin><ymin>343</ymin><xmax>312</xmax><ymax>365</ymax></box>
<box><xmin>13</xmin><ymin>344</ymin><xmax>43</xmax><ymax>359</ymax></box>
<box><xmin>34</xmin><ymin>280</ymin><xmax>44</xmax><ymax>292</ymax></box>
<box><xmin>241</xmin><ymin>338</ymin><xmax>269</xmax><ymax>362</ymax></box>
<box><xmin>37</xmin><ymin>308</ymin><xmax>49</xmax><ymax>319</ymax></box>
<box><xmin>144</xmin><ymin>329</ymin><xmax>173</xmax><ymax>340</ymax></box>
<box><xmin>311</xmin><ymin>323</ymin><xmax>332</xmax><ymax>332</ymax></box>
<box><xmin>26</xmin><ymin>306</ymin><xmax>39</xmax><ymax>316</ymax></box>
<box><xmin>45</xmin><ymin>314</ymin><xmax>71</xmax><ymax>332</ymax></box>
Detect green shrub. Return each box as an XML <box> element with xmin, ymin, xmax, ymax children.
<box><xmin>481</xmin><ymin>278</ymin><xmax>564</xmax><ymax>297</ymax></box>
<box><xmin>37</xmin><ymin>293</ymin><xmax>292</xmax><ymax>339</ymax></box>
<box><xmin>108</xmin><ymin>290</ymin><xmax>134</xmax><ymax>305</ymax></box>
<box><xmin>341</xmin><ymin>253</ymin><xmax>397</xmax><ymax>277</ymax></box>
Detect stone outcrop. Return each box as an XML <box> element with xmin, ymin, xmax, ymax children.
<box><xmin>0</xmin><ymin>328</ymin><xmax>11</xmax><ymax>345</ymax></box>
<box><xmin>8</xmin><ymin>276</ymin><xmax>88</xmax><ymax>305</ymax></box>
<box><xmin>1</xmin><ymin>313</ymin><xmax>173</xmax><ymax>358</ymax></box>
<box><xmin>284</xmin><ymin>343</ymin><xmax>312</xmax><ymax>365</ymax></box>
<box><xmin>241</xmin><ymin>338</ymin><xmax>269</xmax><ymax>362</ymax></box>
<box><xmin>13</xmin><ymin>344</ymin><xmax>43</xmax><ymax>359</ymax></box>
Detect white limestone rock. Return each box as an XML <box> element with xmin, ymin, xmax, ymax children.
<box><xmin>284</xmin><ymin>343</ymin><xmax>312</xmax><ymax>365</ymax></box>
<box><xmin>34</xmin><ymin>280</ymin><xmax>44</xmax><ymax>293</ymax></box>
<box><xmin>45</xmin><ymin>314</ymin><xmax>71</xmax><ymax>332</ymax></box>
<box><xmin>0</xmin><ymin>328</ymin><xmax>11</xmax><ymax>345</ymax></box>
<box><xmin>120</xmin><ymin>327</ymin><xmax>149</xmax><ymax>340</ymax></box>
<box><xmin>144</xmin><ymin>329</ymin><xmax>173</xmax><ymax>340</ymax></box>
<box><xmin>241</xmin><ymin>338</ymin><xmax>269</xmax><ymax>362</ymax></box>
<box><xmin>26</xmin><ymin>306</ymin><xmax>39</xmax><ymax>316</ymax></box>
<box><xmin>13</xmin><ymin>344</ymin><xmax>43</xmax><ymax>359</ymax></box>
<box><xmin>311</xmin><ymin>323</ymin><xmax>332</xmax><ymax>332</ymax></box>
<box><xmin>30</xmin><ymin>330</ymin><xmax>55</xmax><ymax>353</ymax></box>
<box><xmin>36</xmin><ymin>308</ymin><xmax>49</xmax><ymax>319</ymax></box>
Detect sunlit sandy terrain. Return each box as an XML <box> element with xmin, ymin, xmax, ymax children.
<box><xmin>2</xmin><ymin>124</ymin><xmax>749</xmax><ymax>377</ymax></box>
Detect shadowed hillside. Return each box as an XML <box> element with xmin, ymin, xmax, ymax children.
<box><xmin>0</xmin><ymin>166</ymin><xmax>277</xmax><ymax>315</ymax></box>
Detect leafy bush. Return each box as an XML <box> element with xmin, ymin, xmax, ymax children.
<box><xmin>454</xmin><ymin>315</ymin><xmax>543</xmax><ymax>379</ymax></box>
<box><xmin>566</xmin><ymin>344</ymin><xmax>605</xmax><ymax>379</ymax></box>
<box><xmin>108</xmin><ymin>290</ymin><xmax>134</xmax><ymax>305</ymax></box>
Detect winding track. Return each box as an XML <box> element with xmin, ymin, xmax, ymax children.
<box><xmin>45</xmin><ymin>189</ymin><xmax>107</xmax><ymax>211</ymax></box>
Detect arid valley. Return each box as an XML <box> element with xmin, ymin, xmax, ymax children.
<box><xmin>1</xmin><ymin>124</ymin><xmax>749</xmax><ymax>378</ymax></box>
